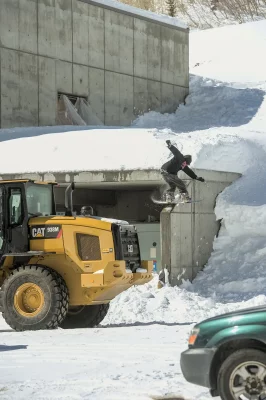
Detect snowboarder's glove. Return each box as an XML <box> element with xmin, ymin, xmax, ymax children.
<box><xmin>196</xmin><ymin>177</ymin><xmax>205</xmax><ymax>182</ymax></box>
<box><xmin>166</xmin><ymin>140</ymin><xmax>172</xmax><ymax>148</ymax></box>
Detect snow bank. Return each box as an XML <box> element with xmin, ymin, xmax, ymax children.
<box><xmin>102</xmin><ymin>275</ymin><xmax>266</xmax><ymax>326</ymax></box>
<box><xmin>189</xmin><ymin>20</ymin><xmax>266</xmax><ymax>84</ymax></box>
<box><xmin>133</xmin><ymin>77</ymin><xmax>265</xmax><ymax>131</ymax></box>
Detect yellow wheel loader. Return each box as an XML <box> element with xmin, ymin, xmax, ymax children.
<box><xmin>0</xmin><ymin>180</ymin><xmax>153</xmax><ymax>331</ymax></box>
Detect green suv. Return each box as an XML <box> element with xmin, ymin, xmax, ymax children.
<box><xmin>180</xmin><ymin>305</ymin><xmax>266</xmax><ymax>400</ymax></box>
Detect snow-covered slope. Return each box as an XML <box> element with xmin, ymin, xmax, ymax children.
<box><xmin>152</xmin><ymin>0</ymin><xmax>266</xmax><ymax>30</ymax></box>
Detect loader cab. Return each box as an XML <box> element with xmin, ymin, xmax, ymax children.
<box><xmin>0</xmin><ymin>180</ymin><xmax>56</xmax><ymax>256</ymax></box>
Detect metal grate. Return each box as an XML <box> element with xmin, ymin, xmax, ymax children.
<box><xmin>120</xmin><ymin>226</ymin><xmax>141</xmax><ymax>272</ymax></box>
<box><xmin>76</xmin><ymin>234</ymin><xmax>101</xmax><ymax>261</ymax></box>
<box><xmin>57</xmin><ymin>92</ymin><xmax>87</xmax><ymax>105</ymax></box>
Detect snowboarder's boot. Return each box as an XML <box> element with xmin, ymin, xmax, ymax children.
<box><xmin>180</xmin><ymin>192</ymin><xmax>191</xmax><ymax>203</ymax></box>
<box><xmin>163</xmin><ymin>192</ymin><xmax>175</xmax><ymax>202</ymax></box>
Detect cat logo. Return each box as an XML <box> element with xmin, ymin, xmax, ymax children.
<box><xmin>32</xmin><ymin>227</ymin><xmax>45</xmax><ymax>238</ymax></box>
<box><xmin>31</xmin><ymin>225</ymin><xmax>61</xmax><ymax>240</ymax></box>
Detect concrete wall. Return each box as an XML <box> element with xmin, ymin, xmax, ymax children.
<box><xmin>160</xmin><ymin>170</ymin><xmax>241</xmax><ymax>286</ymax></box>
<box><xmin>0</xmin><ymin>0</ymin><xmax>189</xmax><ymax>128</ymax></box>
<box><xmin>53</xmin><ymin>187</ymin><xmax>161</xmax><ymax>223</ymax></box>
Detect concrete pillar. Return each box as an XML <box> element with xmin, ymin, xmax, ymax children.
<box><xmin>160</xmin><ymin>170</ymin><xmax>241</xmax><ymax>286</ymax></box>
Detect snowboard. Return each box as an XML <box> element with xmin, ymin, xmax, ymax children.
<box><xmin>152</xmin><ymin>197</ymin><xmax>202</xmax><ymax>205</ymax></box>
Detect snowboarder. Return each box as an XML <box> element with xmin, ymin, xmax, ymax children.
<box><xmin>160</xmin><ymin>140</ymin><xmax>205</xmax><ymax>202</ymax></box>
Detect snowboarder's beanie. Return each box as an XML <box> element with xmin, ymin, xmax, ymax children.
<box><xmin>184</xmin><ymin>155</ymin><xmax>192</xmax><ymax>164</ymax></box>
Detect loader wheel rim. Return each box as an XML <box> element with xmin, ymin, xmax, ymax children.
<box><xmin>14</xmin><ymin>283</ymin><xmax>45</xmax><ymax>317</ymax></box>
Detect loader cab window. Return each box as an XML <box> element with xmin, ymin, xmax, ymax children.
<box><xmin>9</xmin><ymin>188</ymin><xmax>23</xmax><ymax>226</ymax></box>
<box><xmin>26</xmin><ymin>184</ymin><xmax>53</xmax><ymax>217</ymax></box>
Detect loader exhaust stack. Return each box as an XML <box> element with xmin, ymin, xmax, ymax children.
<box><xmin>65</xmin><ymin>182</ymin><xmax>75</xmax><ymax>216</ymax></box>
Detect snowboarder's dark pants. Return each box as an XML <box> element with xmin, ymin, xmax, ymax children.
<box><xmin>161</xmin><ymin>171</ymin><xmax>188</xmax><ymax>195</ymax></box>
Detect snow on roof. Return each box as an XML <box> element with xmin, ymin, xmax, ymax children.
<box><xmin>82</xmin><ymin>0</ymin><xmax>188</xmax><ymax>30</ymax></box>
<box><xmin>0</xmin><ymin>128</ymin><xmax>169</xmax><ymax>174</ymax></box>
<box><xmin>0</xmin><ymin>125</ymin><xmax>256</xmax><ymax>176</ymax></box>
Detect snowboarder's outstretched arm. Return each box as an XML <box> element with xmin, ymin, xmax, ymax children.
<box><xmin>183</xmin><ymin>166</ymin><xmax>205</xmax><ymax>182</ymax></box>
<box><xmin>166</xmin><ymin>140</ymin><xmax>184</xmax><ymax>162</ymax></box>
<box><xmin>183</xmin><ymin>166</ymin><xmax>197</xmax><ymax>179</ymax></box>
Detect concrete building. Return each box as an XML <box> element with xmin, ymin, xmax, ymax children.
<box><xmin>0</xmin><ymin>168</ymin><xmax>241</xmax><ymax>282</ymax></box>
<box><xmin>0</xmin><ymin>0</ymin><xmax>189</xmax><ymax>128</ymax></box>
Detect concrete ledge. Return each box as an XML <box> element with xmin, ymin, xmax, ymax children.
<box><xmin>79</xmin><ymin>0</ymin><xmax>188</xmax><ymax>32</ymax></box>
<box><xmin>0</xmin><ymin>168</ymin><xmax>242</xmax><ymax>189</ymax></box>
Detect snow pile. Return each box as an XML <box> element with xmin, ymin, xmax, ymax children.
<box><xmin>102</xmin><ymin>276</ymin><xmax>266</xmax><ymax>326</ymax></box>
<box><xmin>134</xmin><ymin>79</ymin><xmax>264</xmax><ymax>131</ymax></box>
<box><xmin>189</xmin><ymin>20</ymin><xmax>266</xmax><ymax>84</ymax></box>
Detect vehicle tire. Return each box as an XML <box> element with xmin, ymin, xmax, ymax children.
<box><xmin>218</xmin><ymin>348</ymin><xmax>266</xmax><ymax>400</ymax></box>
<box><xmin>60</xmin><ymin>304</ymin><xmax>109</xmax><ymax>329</ymax></box>
<box><xmin>0</xmin><ymin>265</ymin><xmax>69</xmax><ymax>331</ymax></box>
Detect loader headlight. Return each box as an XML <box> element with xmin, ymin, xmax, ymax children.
<box><xmin>188</xmin><ymin>328</ymin><xmax>200</xmax><ymax>346</ymax></box>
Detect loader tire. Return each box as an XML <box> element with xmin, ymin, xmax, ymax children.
<box><xmin>60</xmin><ymin>304</ymin><xmax>109</xmax><ymax>329</ymax></box>
<box><xmin>0</xmin><ymin>265</ymin><xmax>69</xmax><ymax>331</ymax></box>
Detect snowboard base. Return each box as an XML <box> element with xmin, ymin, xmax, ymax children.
<box><xmin>152</xmin><ymin>198</ymin><xmax>202</xmax><ymax>205</ymax></box>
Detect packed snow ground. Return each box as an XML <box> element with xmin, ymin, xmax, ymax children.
<box><xmin>0</xmin><ymin>317</ymin><xmax>201</xmax><ymax>400</ymax></box>
<box><xmin>1</xmin><ymin>19</ymin><xmax>266</xmax><ymax>400</ymax></box>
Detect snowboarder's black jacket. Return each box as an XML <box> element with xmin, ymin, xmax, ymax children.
<box><xmin>161</xmin><ymin>144</ymin><xmax>197</xmax><ymax>179</ymax></box>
